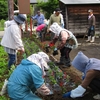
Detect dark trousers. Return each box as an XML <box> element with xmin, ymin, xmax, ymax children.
<box><xmin>40</xmin><ymin>26</ymin><xmax>47</xmax><ymax>42</ymax></box>
<box><xmin>8</xmin><ymin>53</ymin><xmax>16</xmax><ymax>69</ymax></box>
<box><xmin>89</xmin><ymin>78</ymin><xmax>100</xmax><ymax>94</ymax></box>
<box><xmin>88</xmin><ymin>28</ymin><xmax>95</xmax><ymax>37</ymax></box>
<box><xmin>50</xmin><ymin>32</ymin><xmax>55</xmax><ymax>40</ymax></box>
<box><xmin>59</xmin><ymin>47</ymin><xmax>72</xmax><ymax>66</ymax></box>
<box><xmin>60</xmin><ymin>47</ymin><xmax>72</xmax><ymax>60</ymax></box>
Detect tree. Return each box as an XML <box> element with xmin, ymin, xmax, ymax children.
<box><xmin>0</xmin><ymin>1</ymin><xmax>8</xmax><ymax>20</ymax></box>
<box><xmin>37</xmin><ymin>0</ymin><xmax>59</xmax><ymax>19</ymax></box>
<box><xmin>0</xmin><ymin>0</ymin><xmax>18</xmax><ymax>20</ymax></box>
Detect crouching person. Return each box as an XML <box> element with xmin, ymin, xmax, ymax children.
<box><xmin>46</xmin><ymin>22</ymin><xmax>78</xmax><ymax>67</ymax></box>
<box><xmin>63</xmin><ymin>51</ymin><xmax>100</xmax><ymax>99</ymax></box>
<box><xmin>36</xmin><ymin>19</ymin><xmax>48</xmax><ymax>42</ymax></box>
<box><xmin>7</xmin><ymin>52</ymin><xmax>51</xmax><ymax>100</ymax></box>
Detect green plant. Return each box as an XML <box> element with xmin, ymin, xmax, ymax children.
<box><xmin>45</xmin><ymin>61</ymin><xmax>74</xmax><ymax>93</ymax></box>
<box><xmin>37</xmin><ymin>0</ymin><xmax>59</xmax><ymax>19</ymax></box>
<box><xmin>0</xmin><ymin>1</ymin><xmax>8</xmax><ymax>20</ymax></box>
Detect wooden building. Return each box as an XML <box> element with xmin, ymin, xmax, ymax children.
<box><xmin>59</xmin><ymin>0</ymin><xmax>100</xmax><ymax>36</ymax></box>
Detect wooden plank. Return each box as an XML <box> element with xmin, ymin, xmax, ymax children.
<box><xmin>18</xmin><ymin>0</ymin><xmax>30</xmax><ymax>14</ymax></box>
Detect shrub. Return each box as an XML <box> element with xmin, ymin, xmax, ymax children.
<box><xmin>0</xmin><ymin>19</ymin><xmax>5</xmax><ymax>31</ymax></box>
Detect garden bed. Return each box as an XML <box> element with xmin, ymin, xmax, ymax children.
<box><xmin>22</xmin><ymin>33</ymin><xmax>96</xmax><ymax>100</ymax></box>
<box><xmin>0</xmin><ymin>33</ymin><xmax>97</xmax><ymax>100</ymax></box>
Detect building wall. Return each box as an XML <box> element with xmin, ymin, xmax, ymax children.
<box><xmin>59</xmin><ymin>3</ymin><xmax>100</xmax><ymax>36</ymax></box>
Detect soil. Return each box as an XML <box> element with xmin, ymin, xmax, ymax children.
<box><xmin>52</xmin><ymin>37</ymin><xmax>100</xmax><ymax>78</ymax></box>
<box><xmin>21</xmin><ymin>33</ymin><xmax>100</xmax><ymax>100</ymax></box>
<box><xmin>39</xmin><ymin>36</ymin><xmax>100</xmax><ymax>100</ymax></box>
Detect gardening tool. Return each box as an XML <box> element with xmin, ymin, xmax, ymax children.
<box><xmin>0</xmin><ymin>79</ymin><xmax>8</xmax><ymax>95</ymax></box>
<box><xmin>45</xmin><ymin>42</ymin><xmax>55</xmax><ymax>53</ymax></box>
<box><xmin>45</xmin><ymin>45</ymin><xmax>50</xmax><ymax>53</ymax></box>
<box><xmin>78</xmin><ymin>29</ymin><xmax>88</xmax><ymax>50</ymax></box>
<box><xmin>50</xmin><ymin>55</ymin><xmax>58</xmax><ymax>62</ymax></box>
<box><xmin>52</xmin><ymin>48</ymin><xmax>58</xmax><ymax>56</ymax></box>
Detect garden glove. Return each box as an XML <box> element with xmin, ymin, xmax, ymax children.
<box><xmin>45</xmin><ymin>42</ymin><xmax>55</xmax><ymax>53</ymax></box>
<box><xmin>37</xmin><ymin>83</ymin><xmax>50</xmax><ymax>95</ymax></box>
<box><xmin>93</xmin><ymin>94</ymin><xmax>100</xmax><ymax>100</ymax></box>
<box><xmin>52</xmin><ymin>48</ymin><xmax>58</xmax><ymax>56</ymax></box>
<box><xmin>0</xmin><ymin>79</ymin><xmax>8</xmax><ymax>95</ymax></box>
<box><xmin>63</xmin><ymin>85</ymin><xmax>86</xmax><ymax>98</ymax></box>
<box><xmin>45</xmin><ymin>45</ymin><xmax>50</xmax><ymax>53</ymax></box>
<box><xmin>18</xmin><ymin>47</ymin><xmax>25</xmax><ymax>55</ymax></box>
<box><xmin>49</xmin><ymin>42</ymin><xmax>55</xmax><ymax>47</ymax></box>
<box><xmin>90</xmin><ymin>26</ymin><xmax>94</xmax><ymax>31</ymax></box>
<box><xmin>62</xmin><ymin>91</ymin><xmax>71</xmax><ymax>98</ymax></box>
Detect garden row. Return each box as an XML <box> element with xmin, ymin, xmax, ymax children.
<box><xmin>0</xmin><ymin>34</ymin><xmax>80</xmax><ymax>100</ymax></box>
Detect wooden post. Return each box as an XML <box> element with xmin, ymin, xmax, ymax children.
<box><xmin>30</xmin><ymin>17</ymin><xmax>33</xmax><ymax>36</ymax></box>
<box><xmin>25</xmin><ymin>21</ymin><xmax>28</xmax><ymax>32</ymax></box>
<box><xmin>7</xmin><ymin>0</ymin><xmax>14</xmax><ymax>20</ymax></box>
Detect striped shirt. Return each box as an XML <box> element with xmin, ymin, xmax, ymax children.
<box><xmin>4</xmin><ymin>47</ymin><xmax>16</xmax><ymax>54</ymax></box>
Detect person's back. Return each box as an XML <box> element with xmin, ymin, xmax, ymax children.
<box><xmin>63</xmin><ymin>51</ymin><xmax>100</xmax><ymax>99</ymax></box>
<box><xmin>36</xmin><ymin>24</ymin><xmax>46</xmax><ymax>32</ymax></box>
<box><xmin>7</xmin><ymin>52</ymin><xmax>51</xmax><ymax>100</ymax></box>
<box><xmin>1</xmin><ymin>20</ymin><xmax>22</xmax><ymax>49</ymax></box>
<box><xmin>8</xmin><ymin>59</ymin><xmax>44</xmax><ymax>99</ymax></box>
<box><xmin>1</xmin><ymin>14</ymin><xmax>26</xmax><ymax>70</ymax></box>
<box><xmin>36</xmin><ymin>24</ymin><xmax>47</xmax><ymax>41</ymax></box>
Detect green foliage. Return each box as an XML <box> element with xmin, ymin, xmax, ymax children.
<box><xmin>0</xmin><ymin>19</ymin><xmax>5</xmax><ymax>31</ymax></box>
<box><xmin>7</xmin><ymin>65</ymin><xmax>16</xmax><ymax>78</ymax></box>
<box><xmin>14</xmin><ymin>0</ymin><xmax>18</xmax><ymax>10</ymax></box>
<box><xmin>0</xmin><ymin>45</ymin><xmax>7</xmax><ymax>68</ymax></box>
<box><xmin>23</xmin><ymin>37</ymin><xmax>41</xmax><ymax>57</ymax></box>
<box><xmin>37</xmin><ymin>0</ymin><xmax>59</xmax><ymax>19</ymax></box>
<box><xmin>0</xmin><ymin>44</ymin><xmax>9</xmax><ymax>99</ymax></box>
<box><xmin>0</xmin><ymin>1</ymin><xmax>8</xmax><ymax>20</ymax></box>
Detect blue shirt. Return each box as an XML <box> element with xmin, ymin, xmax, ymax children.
<box><xmin>32</xmin><ymin>14</ymin><xmax>45</xmax><ymax>26</ymax></box>
<box><xmin>7</xmin><ymin>59</ymin><xmax>44</xmax><ymax>99</ymax></box>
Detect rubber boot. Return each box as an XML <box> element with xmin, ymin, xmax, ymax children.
<box><xmin>93</xmin><ymin>94</ymin><xmax>100</xmax><ymax>100</ymax></box>
<box><xmin>86</xmin><ymin>36</ymin><xmax>91</xmax><ymax>42</ymax></box>
<box><xmin>36</xmin><ymin>32</ymin><xmax>39</xmax><ymax>38</ymax></box>
<box><xmin>90</xmin><ymin>36</ymin><xmax>95</xmax><ymax>43</ymax></box>
<box><xmin>63</xmin><ymin>58</ymin><xmax>71</xmax><ymax>68</ymax></box>
<box><xmin>56</xmin><ymin>57</ymin><xmax>71</xmax><ymax>68</ymax></box>
<box><xmin>56</xmin><ymin>56</ymin><xmax>65</xmax><ymax>65</ymax></box>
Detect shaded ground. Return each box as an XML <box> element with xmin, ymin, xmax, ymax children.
<box><xmin>53</xmin><ymin>37</ymin><xmax>100</xmax><ymax>78</ymax></box>
<box><xmin>41</xmin><ymin>36</ymin><xmax>100</xmax><ymax>100</ymax></box>
<box><xmin>19</xmin><ymin>33</ymin><xmax>100</xmax><ymax>100</ymax></box>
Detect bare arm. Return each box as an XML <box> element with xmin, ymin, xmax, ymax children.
<box><xmin>81</xmin><ymin>70</ymin><xmax>98</xmax><ymax>89</ymax></box>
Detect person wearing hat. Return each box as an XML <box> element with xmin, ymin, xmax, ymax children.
<box><xmin>86</xmin><ymin>9</ymin><xmax>96</xmax><ymax>43</ymax></box>
<box><xmin>1</xmin><ymin>14</ymin><xmax>26</xmax><ymax>70</ymax></box>
<box><xmin>31</xmin><ymin>10</ymin><xmax>45</xmax><ymax>26</ymax></box>
<box><xmin>63</xmin><ymin>51</ymin><xmax>100</xmax><ymax>99</ymax></box>
<box><xmin>47</xmin><ymin>8</ymin><xmax>62</xmax><ymax>40</ymax></box>
<box><xmin>7</xmin><ymin>51</ymin><xmax>52</xmax><ymax>100</ymax></box>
